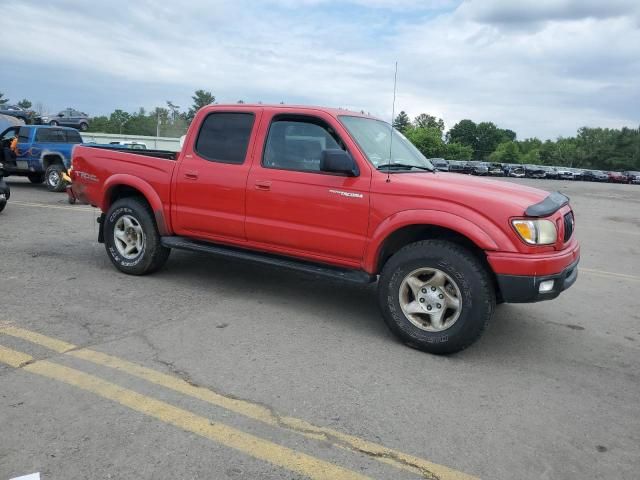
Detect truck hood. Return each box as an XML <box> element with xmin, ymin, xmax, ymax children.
<box><xmin>382</xmin><ymin>172</ymin><xmax>550</xmax><ymax>218</ymax></box>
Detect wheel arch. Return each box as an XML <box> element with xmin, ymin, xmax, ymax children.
<box><xmin>42</xmin><ymin>153</ymin><xmax>65</xmax><ymax>170</ymax></box>
<box><xmin>102</xmin><ymin>175</ymin><xmax>170</xmax><ymax>235</ymax></box>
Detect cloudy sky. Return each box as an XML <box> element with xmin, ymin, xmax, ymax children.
<box><xmin>1</xmin><ymin>0</ymin><xmax>638</xmax><ymax>139</ymax></box>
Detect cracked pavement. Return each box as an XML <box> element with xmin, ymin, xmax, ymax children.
<box><xmin>1</xmin><ymin>177</ymin><xmax>639</xmax><ymax>479</ymax></box>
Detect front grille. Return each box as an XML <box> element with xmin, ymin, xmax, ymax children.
<box><xmin>563</xmin><ymin>212</ymin><xmax>574</xmax><ymax>242</ymax></box>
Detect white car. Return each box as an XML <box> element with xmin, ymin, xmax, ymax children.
<box><xmin>108</xmin><ymin>141</ymin><xmax>147</xmax><ymax>150</ymax></box>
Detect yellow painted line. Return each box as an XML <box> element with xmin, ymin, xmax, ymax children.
<box><xmin>0</xmin><ymin>346</ymin><xmax>370</xmax><ymax>480</ymax></box>
<box><xmin>0</xmin><ymin>325</ymin><xmax>76</xmax><ymax>353</ymax></box>
<box><xmin>581</xmin><ymin>268</ymin><xmax>640</xmax><ymax>282</ymax></box>
<box><xmin>10</xmin><ymin>200</ymin><xmax>93</xmax><ymax>212</ymax></box>
<box><xmin>0</xmin><ymin>344</ymin><xmax>33</xmax><ymax>368</ymax></box>
<box><xmin>1</xmin><ymin>325</ymin><xmax>478</xmax><ymax>479</ymax></box>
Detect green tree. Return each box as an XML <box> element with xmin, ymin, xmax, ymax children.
<box><xmin>443</xmin><ymin>142</ymin><xmax>473</xmax><ymax>160</ymax></box>
<box><xmin>404</xmin><ymin>127</ymin><xmax>445</xmax><ymax>158</ymax></box>
<box><xmin>446</xmin><ymin>119</ymin><xmax>477</xmax><ymax>150</ymax></box>
<box><xmin>17</xmin><ymin>99</ymin><xmax>32</xmax><ymax>109</ymax></box>
<box><xmin>187</xmin><ymin>89</ymin><xmax>215</xmax><ymax>123</ymax></box>
<box><xmin>475</xmin><ymin>122</ymin><xmax>505</xmax><ymax>160</ymax></box>
<box><xmin>413</xmin><ymin>113</ymin><xmax>445</xmax><ymax>133</ymax></box>
<box><xmin>392</xmin><ymin>111</ymin><xmax>411</xmax><ymax>133</ymax></box>
<box><xmin>489</xmin><ymin>141</ymin><xmax>521</xmax><ymax>163</ymax></box>
<box><xmin>0</xmin><ymin>92</ymin><xmax>8</xmax><ymax>106</ymax></box>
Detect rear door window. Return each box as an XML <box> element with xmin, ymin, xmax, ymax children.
<box><xmin>18</xmin><ymin>127</ymin><xmax>30</xmax><ymax>143</ymax></box>
<box><xmin>65</xmin><ymin>130</ymin><xmax>83</xmax><ymax>143</ymax></box>
<box><xmin>194</xmin><ymin>112</ymin><xmax>255</xmax><ymax>164</ymax></box>
<box><xmin>35</xmin><ymin>128</ymin><xmax>67</xmax><ymax>142</ymax></box>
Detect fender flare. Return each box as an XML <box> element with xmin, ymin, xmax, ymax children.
<box><xmin>101</xmin><ymin>174</ymin><xmax>170</xmax><ymax>235</ymax></box>
<box><xmin>363</xmin><ymin>209</ymin><xmax>509</xmax><ymax>273</ymax></box>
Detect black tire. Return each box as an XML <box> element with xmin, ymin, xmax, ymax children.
<box><xmin>49</xmin><ymin>120</ymin><xmax>59</xmax><ymax>126</ymax></box>
<box><xmin>28</xmin><ymin>173</ymin><xmax>45</xmax><ymax>184</ymax></box>
<box><xmin>79</xmin><ymin>122</ymin><xmax>88</xmax><ymax>131</ymax></box>
<box><xmin>45</xmin><ymin>164</ymin><xmax>66</xmax><ymax>192</ymax></box>
<box><xmin>378</xmin><ymin>240</ymin><xmax>495</xmax><ymax>355</ymax></box>
<box><xmin>104</xmin><ymin>197</ymin><xmax>170</xmax><ymax>275</ymax></box>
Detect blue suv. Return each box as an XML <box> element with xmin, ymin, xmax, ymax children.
<box><xmin>1</xmin><ymin>125</ymin><xmax>83</xmax><ymax>191</ymax></box>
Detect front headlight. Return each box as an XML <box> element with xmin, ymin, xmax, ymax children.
<box><xmin>512</xmin><ymin>219</ymin><xmax>557</xmax><ymax>245</ymax></box>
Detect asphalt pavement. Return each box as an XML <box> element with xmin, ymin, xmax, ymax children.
<box><xmin>1</xmin><ymin>177</ymin><xmax>639</xmax><ymax>480</ymax></box>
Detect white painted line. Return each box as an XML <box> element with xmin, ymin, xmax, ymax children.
<box><xmin>10</xmin><ymin>473</ymin><xmax>40</xmax><ymax>480</ymax></box>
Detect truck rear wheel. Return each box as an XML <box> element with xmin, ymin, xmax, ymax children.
<box><xmin>45</xmin><ymin>164</ymin><xmax>66</xmax><ymax>192</ymax></box>
<box><xmin>378</xmin><ymin>240</ymin><xmax>495</xmax><ymax>354</ymax></box>
<box><xmin>104</xmin><ymin>198</ymin><xmax>170</xmax><ymax>275</ymax></box>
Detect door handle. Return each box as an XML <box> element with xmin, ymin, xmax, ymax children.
<box><xmin>184</xmin><ymin>170</ymin><xmax>199</xmax><ymax>180</ymax></box>
<box><xmin>255</xmin><ymin>180</ymin><xmax>271</xmax><ymax>191</ymax></box>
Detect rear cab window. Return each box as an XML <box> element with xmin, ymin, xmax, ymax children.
<box><xmin>35</xmin><ymin>128</ymin><xmax>68</xmax><ymax>143</ymax></box>
<box><xmin>194</xmin><ymin>112</ymin><xmax>255</xmax><ymax>164</ymax></box>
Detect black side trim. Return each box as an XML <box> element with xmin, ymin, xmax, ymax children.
<box><xmin>525</xmin><ymin>191</ymin><xmax>570</xmax><ymax>217</ymax></box>
<box><xmin>496</xmin><ymin>258</ymin><xmax>579</xmax><ymax>303</ymax></box>
<box><xmin>161</xmin><ymin>236</ymin><xmax>375</xmax><ymax>284</ymax></box>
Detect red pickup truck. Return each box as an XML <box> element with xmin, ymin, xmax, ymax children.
<box><xmin>70</xmin><ymin>105</ymin><xmax>579</xmax><ymax>354</ymax></box>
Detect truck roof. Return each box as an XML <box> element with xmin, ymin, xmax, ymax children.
<box><xmin>202</xmin><ymin>104</ymin><xmax>381</xmax><ymax>120</ymax></box>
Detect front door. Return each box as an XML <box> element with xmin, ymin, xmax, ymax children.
<box><xmin>245</xmin><ymin>113</ymin><xmax>371</xmax><ymax>266</ymax></box>
<box><xmin>172</xmin><ymin>109</ymin><xmax>262</xmax><ymax>242</ymax></box>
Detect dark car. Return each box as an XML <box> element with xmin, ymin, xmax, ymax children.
<box><xmin>430</xmin><ymin>158</ymin><xmax>449</xmax><ymax>172</ymax></box>
<box><xmin>607</xmin><ymin>171</ymin><xmax>627</xmax><ymax>183</ymax></box>
<box><xmin>447</xmin><ymin>160</ymin><xmax>468</xmax><ymax>173</ymax></box>
<box><xmin>623</xmin><ymin>171</ymin><xmax>640</xmax><ymax>184</ymax></box>
<box><xmin>0</xmin><ymin>105</ymin><xmax>40</xmax><ymax>124</ymax></box>
<box><xmin>582</xmin><ymin>170</ymin><xmax>608</xmax><ymax>182</ymax></box>
<box><xmin>468</xmin><ymin>161</ymin><xmax>489</xmax><ymax>176</ymax></box>
<box><xmin>525</xmin><ymin>165</ymin><xmax>546</xmax><ymax>178</ymax></box>
<box><xmin>504</xmin><ymin>164</ymin><xmax>526</xmax><ymax>178</ymax></box>
<box><xmin>41</xmin><ymin>108</ymin><xmax>90</xmax><ymax>131</ymax></box>
<box><xmin>542</xmin><ymin>166</ymin><xmax>558</xmax><ymax>179</ymax></box>
<box><xmin>487</xmin><ymin>162</ymin><xmax>504</xmax><ymax>176</ymax></box>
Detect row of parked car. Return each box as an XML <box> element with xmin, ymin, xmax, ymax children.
<box><xmin>0</xmin><ymin>105</ymin><xmax>91</xmax><ymax>131</ymax></box>
<box><xmin>429</xmin><ymin>159</ymin><xmax>640</xmax><ymax>184</ymax></box>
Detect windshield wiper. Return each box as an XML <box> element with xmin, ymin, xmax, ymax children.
<box><xmin>377</xmin><ymin>163</ymin><xmax>434</xmax><ymax>172</ymax></box>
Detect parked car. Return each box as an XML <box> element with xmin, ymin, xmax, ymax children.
<box><xmin>69</xmin><ymin>104</ymin><xmax>580</xmax><ymax>355</ymax></box>
<box><xmin>41</xmin><ymin>108</ymin><xmax>90</xmax><ymax>131</ymax></box>
<box><xmin>108</xmin><ymin>141</ymin><xmax>148</xmax><ymax>150</ymax></box>
<box><xmin>468</xmin><ymin>161</ymin><xmax>489</xmax><ymax>175</ymax></box>
<box><xmin>542</xmin><ymin>166</ymin><xmax>558</xmax><ymax>180</ymax></box>
<box><xmin>607</xmin><ymin>171</ymin><xmax>627</xmax><ymax>183</ymax></box>
<box><xmin>0</xmin><ymin>125</ymin><xmax>82</xmax><ymax>191</ymax></box>
<box><xmin>429</xmin><ymin>158</ymin><xmax>449</xmax><ymax>172</ymax></box>
<box><xmin>525</xmin><ymin>165</ymin><xmax>546</xmax><ymax>178</ymax></box>
<box><xmin>569</xmin><ymin>168</ymin><xmax>584</xmax><ymax>181</ymax></box>
<box><xmin>582</xmin><ymin>170</ymin><xmax>608</xmax><ymax>182</ymax></box>
<box><xmin>505</xmin><ymin>164</ymin><xmax>526</xmax><ymax>178</ymax></box>
<box><xmin>0</xmin><ymin>105</ymin><xmax>40</xmax><ymax>124</ymax></box>
<box><xmin>447</xmin><ymin>160</ymin><xmax>468</xmax><ymax>173</ymax></box>
<box><xmin>623</xmin><ymin>171</ymin><xmax>640</xmax><ymax>184</ymax></box>
<box><xmin>554</xmin><ymin>167</ymin><xmax>574</xmax><ymax>180</ymax></box>
<box><xmin>487</xmin><ymin>162</ymin><xmax>504</xmax><ymax>176</ymax></box>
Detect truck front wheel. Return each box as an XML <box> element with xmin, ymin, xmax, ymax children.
<box><xmin>378</xmin><ymin>240</ymin><xmax>495</xmax><ymax>354</ymax></box>
<box><xmin>104</xmin><ymin>198</ymin><xmax>170</xmax><ymax>275</ymax></box>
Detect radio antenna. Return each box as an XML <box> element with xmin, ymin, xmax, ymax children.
<box><xmin>386</xmin><ymin>61</ymin><xmax>398</xmax><ymax>183</ymax></box>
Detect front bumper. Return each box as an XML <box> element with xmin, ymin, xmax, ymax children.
<box><xmin>496</xmin><ymin>257</ymin><xmax>579</xmax><ymax>303</ymax></box>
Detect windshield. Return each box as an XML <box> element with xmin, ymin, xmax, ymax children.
<box><xmin>339</xmin><ymin>115</ymin><xmax>434</xmax><ymax>171</ymax></box>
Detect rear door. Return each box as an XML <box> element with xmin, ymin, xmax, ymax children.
<box><xmin>245</xmin><ymin>112</ymin><xmax>371</xmax><ymax>265</ymax></box>
<box><xmin>172</xmin><ymin>108</ymin><xmax>262</xmax><ymax>241</ymax></box>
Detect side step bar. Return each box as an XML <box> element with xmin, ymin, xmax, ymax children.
<box><xmin>160</xmin><ymin>236</ymin><xmax>375</xmax><ymax>284</ymax></box>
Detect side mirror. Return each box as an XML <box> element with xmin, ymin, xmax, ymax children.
<box><xmin>320</xmin><ymin>149</ymin><xmax>358</xmax><ymax>176</ymax></box>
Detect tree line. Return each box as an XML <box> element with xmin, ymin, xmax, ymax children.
<box><xmin>393</xmin><ymin>110</ymin><xmax>640</xmax><ymax>171</ymax></box>
<box><xmin>4</xmin><ymin>88</ymin><xmax>638</xmax><ymax>171</ymax></box>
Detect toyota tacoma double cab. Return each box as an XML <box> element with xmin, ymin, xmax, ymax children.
<box><xmin>69</xmin><ymin>105</ymin><xmax>580</xmax><ymax>354</ymax></box>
